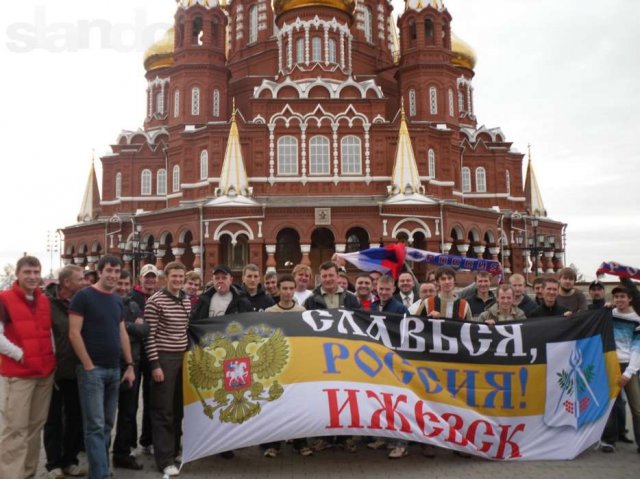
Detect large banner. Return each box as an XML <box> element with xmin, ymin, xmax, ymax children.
<box><xmin>183</xmin><ymin>309</ymin><xmax>619</xmax><ymax>463</ymax></box>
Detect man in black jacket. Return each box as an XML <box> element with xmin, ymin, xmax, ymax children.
<box><xmin>43</xmin><ymin>265</ymin><xmax>86</xmax><ymax>478</ymax></box>
<box><xmin>192</xmin><ymin>265</ymin><xmax>253</xmax><ymax>320</ymax></box>
<box><xmin>529</xmin><ymin>278</ymin><xmax>572</xmax><ymax>318</ymax></box>
<box><xmin>304</xmin><ymin>261</ymin><xmax>360</xmax><ymax>310</ymax></box>
<box><xmin>240</xmin><ymin>264</ymin><xmax>275</xmax><ymax>312</ymax></box>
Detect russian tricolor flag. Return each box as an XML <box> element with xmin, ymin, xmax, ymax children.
<box><xmin>337</xmin><ymin>243</ymin><xmax>406</xmax><ymax>280</ymax></box>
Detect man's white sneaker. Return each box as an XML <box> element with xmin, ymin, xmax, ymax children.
<box><xmin>47</xmin><ymin>468</ymin><xmax>64</xmax><ymax>479</ymax></box>
<box><xmin>163</xmin><ymin>465</ymin><xmax>180</xmax><ymax>476</ymax></box>
<box><xmin>63</xmin><ymin>463</ymin><xmax>87</xmax><ymax>476</ymax></box>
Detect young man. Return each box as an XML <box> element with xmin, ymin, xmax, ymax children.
<box><xmin>508</xmin><ymin>273</ymin><xmax>538</xmax><ymax>317</ymax></box>
<box><xmin>303</xmin><ymin>261</ymin><xmax>360</xmax><ymax>310</ymax></box>
<box><xmin>183</xmin><ymin>271</ymin><xmax>202</xmax><ymax>309</ymax></box>
<box><xmin>394</xmin><ymin>271</ymin><xmax>417</xmax><ymax>308</ymax></box>
<box><xmin>369</xmin><ymin>270</ymin><xmax>382</xmax><ymax>297</ymax></box>
<box><xmin>600</xmin><ymin>285</ymin><xmax>640</xmax><ymax>453</ymax></box>
<box><xmin>529</xmin><ymin>278</ymin><xmax>572</xmax><ymax>318</ymax></box>
<box><xmin>263</xmin><ymin>270</ymin><xmax>279</xmax><ymax>301</ymax></box>
<box><xmin>112</xmin><ymin>270</ymin><xmax>150</xmax><ymax>470</ymax></box>
<box><xmin>0</xmin><ymin>256</ymin><xmax>56</xmax><ymax>478</ymax></box>
<box><xmin>556</xmin><ymin>267</ymin><xmax>588</xmax><ymax>313</ymax></box>
<box><xmin>241</xmin><ymin>264</ymin><xmax>275</xmax><ymax>311</ymax></box>
<box><xmin>371</xmin><ymin>275</ymin><xmax>409</xmax><ymax>315</ymax></box>
<box><xmin>354</xmin><ymin>273</ymin><xmax>375</xmax><ymax>311</ymax></box>
<box><xmin>588</xmin><ymin>280</ymin><xmax>607</xmax><ymax>310</ymax></box>
<box><xmin>478</xmin><ymin>285</ymin><xmax>527</xmax><ymax>325</ymax></box>
<box><xmin>144</xmin><ymin>262</ymin><xmax>192</xmax><ymax>476</ymax></box>
<box><xmin>464</xmin><ymin>271</ymin><xmax>496</xmax><ymax>320</ymax></box>
<box><xmin>532</xmin><ymin>277</ymin><xmax>546</xmax><ymax>305</ymax></box>
<box><xmin>292</xmin><ymin>264</ymin><xmax>313</xmax><ymax>306</ymax></box>
<box><xmin>69</xmin><ymin>255</ymin><xmax>135</xmax><ymax>479</ymax></box>
<box><xmin>43</xmin><ymin>265</ymin><xmax>86</xmax><ymax>478</ymax></box>
<box><xmin>414</xmin><ymin>267</ymin><xmax>472</xmax><ymax>321</ymax></box>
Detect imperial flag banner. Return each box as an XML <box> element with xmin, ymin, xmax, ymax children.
<box><xmin>183</xmin><ymin>309</ymin><xmax>619</xmax><ymax>463</ymax></box>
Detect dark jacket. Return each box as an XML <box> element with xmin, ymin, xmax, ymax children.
<box><xmin>517</xmin><ymin>295</ymin><xmax>539</xmax><ymax>317</ymax></box>
<box><xmin>122</xmin><ymin>295</ymin><xmax>150</xmax><ymax>365</ymax></box>
<box><xmin>45</xmin><ymin>283</ymin><xmax>78</xmax><ymax>380</ymax></box>
<box><xmin>303</xmin><ymin>286</ymin><xmax>361</xmax><ymax>310</ymax></box>
<box><xmin>130</xmin><ymin>286</ymin><xmax>154</xmax><ymax>313</ymax></box>
<box><xmin>371</xmin><ymin>297</ymin><xmax>409</xmax><ymax>315</ymax></box>
<box><xmin>466</xmin><ymin>292</ymin><xmax>497</xmax><ymax>317</ymax></box>
<box><xmin>191</xmin><ymin>285</ymin><xmax>253</xmax><ymax>320</ymax></box>
<box><xmin>240</xmin><ymin>283</ymin><xmax>276</xmax><ymax>312</ymax></box>
<box><xmin>529</xmin><ymin>302</ymin><xmax>570</xmax><ymax>318</ymax></box>
<box><xmin>588</xmin><ymin>298</ymin><xmax>607</xmax><ymax>311</ymax></box>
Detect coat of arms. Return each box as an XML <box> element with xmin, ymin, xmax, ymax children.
<box><xmin>188</xmin><ymin>322</ymin><xmax>290</xmax><ymax>424</ymax></box>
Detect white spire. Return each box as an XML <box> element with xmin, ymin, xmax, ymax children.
<box><xmin>77</xmin><ymin>153</ymin><xmax>101</xmax><ymax>223</ymax></box>
<box><xmin>389</xmin><ymin>102</ymin><xmax>423</xmax><ymax>196</ymax></box>
<box><xmin>524</xmin><ymin>144</ymin><xmax>548</xmax><ymax>217</ymax></box>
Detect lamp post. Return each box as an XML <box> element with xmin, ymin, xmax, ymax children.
<box><xmin>46</xmin><ymin>230</ymin><xmax>60</xmax><ymax>278</ymax></box>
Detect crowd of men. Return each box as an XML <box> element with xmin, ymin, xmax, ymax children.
<box><xmin>0</xmin><ymin>255</ymin><xmax>639</xmax><ymax>478</ymax></box>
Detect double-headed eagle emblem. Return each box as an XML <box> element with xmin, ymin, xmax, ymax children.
<box><xmin>188</xmin><ymin>322</ymin><xmax>290</xmax><ymax>424</ymax></box>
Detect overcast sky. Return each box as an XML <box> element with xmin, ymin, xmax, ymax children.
<box><xmin>1</xmin><ymin>0</ymin><xmax>638</xmax><ymax>280</ymax></box>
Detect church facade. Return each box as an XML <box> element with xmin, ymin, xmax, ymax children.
<box><xmin>62</xmin><ymin>0</ymin><xmax>566</xmax><ymax>283</ymax></box>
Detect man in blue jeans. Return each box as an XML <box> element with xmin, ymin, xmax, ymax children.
<box><xmin>69</xmin><ymin>255</ymin><xmax>135</xmax><ymax>478</ymax></box>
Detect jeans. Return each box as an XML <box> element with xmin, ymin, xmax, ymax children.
<box><xmin>44</xmin><ymin>379</ymin><xmax>84</xmax><ymax>471</ymax></box>
<box><xmin>76</xmin><ymin>366</ymin><xmax>120</xmax><ymax>479</ymax></box>
<box><xmin>602</xmin><ymin>363</ymin><xmax>640</xmax><ymax>446</ymax></box>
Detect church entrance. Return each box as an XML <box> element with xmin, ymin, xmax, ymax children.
<box><xmin>310</xmin><ymin>227</ymin><xmax>335</xmax><ymax>281</ymax></box>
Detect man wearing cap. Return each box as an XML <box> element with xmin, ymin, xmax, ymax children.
<box><xmin>83</xmin><ymin>269</ymin><xmax>98</xmax><ymax>286</ymax></box>
<box><xmin>588</xmin><ymin>280</ymin><xmax>607</xmax><ymax>310</ymax></box>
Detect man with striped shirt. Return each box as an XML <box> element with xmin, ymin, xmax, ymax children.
<box><xmin>144</xmin><ymin>262</ymin><xmax>191</xmax><ymax>477</ymax></box>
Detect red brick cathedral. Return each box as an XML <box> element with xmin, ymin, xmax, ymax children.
<box><xmin>62</xmin><ymin>0</ymin><xmax>566</xmax><ymax>283</ymax></box>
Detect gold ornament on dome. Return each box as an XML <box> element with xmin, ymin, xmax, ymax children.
<box><xmin>143</xmin><ymin>27</ymin><xmax>175</xmax><ymax>72</ymax></box>
<box><xmin>272</xmin><ymin>0</ymin><xmax>356</xmax><ymax>17</ymax></box>
<box><xmin>451</xmin><ymin>32</ymin><xmax>476</xmax><ymax>70</ymax></box>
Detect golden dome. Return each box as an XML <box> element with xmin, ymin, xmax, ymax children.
<box><xmin>143</xmin><ymin>27</ymin><xmax>175</xmax><ymax>72</ymax></box>
<box><xmin>451</xmin><ymin>32</ymin><xmax>476</xmax><ymax>70</ymax></box>
<box><xmin>273</xmin><ymin>0</ymin><xmax>356</xmax><ymax>18</ymax></box>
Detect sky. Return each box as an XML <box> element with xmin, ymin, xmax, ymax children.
<box><xmin>0</xmin><ymin>0</ymin><xmax>638</xmax><ymax>280</ymax></box>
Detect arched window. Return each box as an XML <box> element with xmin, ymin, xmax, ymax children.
<box><xmin>200</xmin><ymin>150</ymin><xmax>208</xmax><ymax>180</ymax></box>
<box><xmin>141</xmin><ymin>169</ymin><xmax>152</xmax><ymax>196</ymax></box>
<box><xmin>346</xmin><ymin>227</ymin><xmax>370</xmax><ymax>252</ymax></box>
<box><xmin>409</xmin><ymin>20</ymin><xmax>416</xmax><ymax>48</ymax></box>
<box><xmin>429</xmin><ymin>86</ymin><xmax>438</xmax><ymax>114</ymax></box>
<box><xmin>363</xmin><ymin>6</ymin><xmax>373</xmax><ymax>43</ymax></box>
<box><xmin>309</xmin><ymin>136</ymin><xmax>330</xmax><ymax>175</ymax></box>
<box><xmin>458</xmin><ymin>90</ymin><xmax>464</xmax><ymax>113</ymax></box>
<box><xmin>157</xmin><ymin>169</ymin><xmax>167</xmax><ymax>195</ymax></box>
<box><xmin>296</xmin><ymin>38</ymin><xmax>305</xmax><ymax>64</ymax></box>
<box><xmin>173</xmin><ymin>90</ymin><xmax>180</xmax><ymax>118</ymax></box>
<box><xmin>276</xmin><ymin>228</ymin><xmax>302</xmax><ymax>269</ymax></box>
<box><xmin>192</xmin><ymin>16</ymin><xmax>203</xmax><ymax>45</ymax></box>
<box><xmin>461</xmin><ymin>167</ymin><xmax>471</xmax><ymax>193</ymax></box>
<box><xmin>341</xmin><ymin>136</ymin><xmax>361</xmax><ymax>174</ymax></box>
<box><xmin>448</xmin><ymin>88</ymin><xmax>454</xmax><ymax>116</ymax></box>
<box><xmin>311</xmin><ymin>37</ymin><xmax>322</xmax><ymax>62</ymax></box>
<box><xmin>428</xmin><ymin>149</ymin><xmax>436</xmax><ymax>178</ymax></box>
<box><xmin>505</xmin><ymin>169</ymin><xmax>511</xmax><ymax>195</ymax></box>
<box><xmin>211</xmin><ymin>17</ymin><xmax>219</xmax><ymax>45</ymax></box>
<box><xmin>424</xmin><ymin>18</ymin><xmax>434</xmax><ymax>45</ymax></box>
<box><xmin>475</xmin><ymin>167</ymin><xmax>487</xmax><ymax>192</ymax></box>
<box><xmin>155</xmin><ymin>91</ymin><xmax>164</xmax><ymax>114</ymax></box>
<box><xmin>115</xmin><ymin>172</ymin><xmax>122</xmax><ymax>199</ymax></box>
<box><xmin>191</xmin><ymin>87</ymin><xmax>200</xmax><ymax>115</ymax></box>
<box><xmin>213</xmin><ymin>89</ymin><xmax>220</xmax><ymax>117</ymax></box>
<box><xmin>221</xmin><ymin>234</ymin><xmax>249</xmax><ymax>271</ymax></box>
<box><xmin>249</xmin><ymin>5</ymin><xmax>258</xmax><ymax>44</ymax></box>
<box><xmin>409</xmin><ymin>89</ymin><xmax>416</xmax><ymax>117</ymax></box>
<box><xmin>277</xmin><ymin>136</ymin><xmax>298</xmax><ymax>175</ymax></box>
<box><xmin>328</xmin><ymin>39</ymin><xmax>337</xmax><ymax>63</ymax></box>
<box><xmin>172</xmin><ymin>165</ymin><xmax>180</xmax><ymax>192</ymax></box>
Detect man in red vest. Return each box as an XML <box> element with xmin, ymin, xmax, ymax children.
<box><xmin>0</xmin><ymin>256</ymin><xmax>56</xmax><ymax>478</ymax></box>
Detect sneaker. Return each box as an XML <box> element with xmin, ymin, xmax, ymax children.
<box><xmin>422</xmin><ymin>445</ymin><xmax>436</xmax><ymax>458</ymax></box>
<box><xmin>264</xmin><ymin>448</ymin><xmax>279</xmax><ymax>458</ymax></box>
<box><xmin>141</xmin><ymin>445</ymin><xmax>154</xmax><ymax>455</ymax></box>
<box><xmin>367</xmin><ymin>439</ymin><xmax>387</xmax><ymax>450</ymax></box>
<box><xmin>296</xmin><ymin>446</ymin><xmax>313</xmax><ymax>457</ymax></box>
<box><xmin>175</xmin><ymin>453</ymin><xmax>183</xmax><ymax>463</ymax></box>
<box><xmin>113</xmin><ymin>456</ymin><xmax>143</xmax><ymax>470</ymax></box>
<box><xmin>311</xmin><ymin>439</ymin><xmax>333</xmax><ymax>451</ymax></box>
<box><xmin>343</xmin><ymin>438</ymin><xmax>357</xmax><ymax>453</ymax></box>
<box><xmin>163</xmin><ymin>465</ymin><xmax>180</xmax><ymax>476</ymax></box>
<box><xmin>601</xmin><ymin>443</ymin><xmax>615</xmax><ymax>453</ymax></box>
<box><xmin>388</xmin><ymin>446</ymin><xmax>409</xmax><ymax>459</ymax></box>
<box><xmin>63</xmin><ymin>463</ymin><xmax>87</xmax><ymax>476</ymax></box>
<box><xmin>47</xmin><ymin>468</ymin><xmax>65</xmax><ymax>479</ymax></box>
<box><xmin>619</xmin><ymin>435</ymin><xmax>634</xmax><ymax>444</ymax></box>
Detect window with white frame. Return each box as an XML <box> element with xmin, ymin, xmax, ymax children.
<box><xmin>157</xmin><ymin>169</ymin><xmax>167</xmax><ymax>195</ymax></box>
<box><xmin>458</xmin><ymin>90</ymin><xmax>464</xmax><ymax>113</ymax></box>
<box><xmin>155</xmin><ymin>91</ymin><xmax>164</xmax><ymax>114</ymax></box>
<box><xmin>115</xmin><ymin>172</ymin><xmax>122</xmax><ymax>198</ymax></box>
<box><xmin>475</xmin><ymin>167</ymin><xmax>486</xmax><ymax>192</ymax></box>
<box><xmin>191</xmin><ymin>87</ymin><xmax>200</xmax><ymax>115</ymax></box>
<box><xmin>296</xmin><ymin>38</ymin><xmax>305</xmax><ymax>64</ymax></box>
<box><xmin>249</xmin><ymin>5</ymin><xmax>258</xmax><ymax>44</ymax></box>
<box><xmin>277</xmin><ymin>136</ymin><xmax>298</xmax><ymax>175</ymax></box>
<box><xmin>429</xmin><ymin>86</ymin><xmax>438</xmax><ymax>114</ymax></box>
<box><xmin>409</xmin><ymin>89</ymin><xmax>416</xmax><ymax>117</ymax></box>
<box><xmin>309</xmin><ymin>136</ymin><xmax>330</xmax><ymax>175</ymax></box>
<box><xmin>505</xmin><ymin>169</ymin><xmax>511</xmax><ymax>195</ymax></box>
<box><xmin>461</xmin><ymin>167</ymin><xmax>471</xmax><ymax>193</ymax></box>
<box><xmin>448</xmin><ymin>88</ymin><xmax>454</xmax><ymax>117</ymax></box>
<box><xmin>141</xmin><ymin>169</ymin><xmax>152</xmax><ymax>195</ymax></box>
<box><xmin>173</xmin><ymin>90</ymin><xmax>180</xmax><ymax>117</ymax></box>
<box><xmin>200</xmin><ymin>150</ymin><xmax>208</xmax><ymax>180</ymax></box>
<box><xmin>328</xmin><ymin>39</ymin><xmax>336</xmax><ymax>63</ymax></box>
<box><xmin>172</xmin><ymin>165</ymin><xmax>180</xmax><ymax>192</ymax></box>
<box><xmin>311</xmin><ymin>37</ymin><xmax>322</xmax><ymax>62</ymax></box>
<box><xmin>428</xmin><ymin>149</ymin><xmax>436</xmax><ymax>178</ymax></box>
<box><xmin>363</xmin><ymin>6</ymin><xmax>373</xmax><ymax>43</ymax></box>
<box><xmin>213</xmin><ymin>89</ymin><xmax>220</xmax><ymax>117</ymax></box>
<box><xmin>341</xmin><ymin>136</ymin><xmax>361</xmax><ymax>174</ymax></box>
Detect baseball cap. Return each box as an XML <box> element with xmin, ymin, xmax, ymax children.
<box><xmin>140</xmin><ymin>264</ymin><xmax>159</xmax><ymax>277</ymax></box>
<box><xmin>588</xmin><ymin>280</ymin><xmax>605</xmax><ymax>290</ymax></box>
<box><xmin>212</xmin><ymin>264</ymin><xmax>232</xmax><ymax>276</ymax></box>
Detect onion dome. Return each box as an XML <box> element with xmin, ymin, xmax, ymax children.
<box><xmin>143</xmin><ymin>27</ymin><xmax>175</xmax><ymax>72</ymax></box>
<box><xmin>451</xmin><ymin>32</ymin><xmax>476</xmax><ymax>70</ymax></box>
<box><xmin>273</xmin><ymin>0</ymin><xmax>356</xmax><ymax>18</ymax></box>
<box><xmin>176</xmin><ymin>0</ymin><xmax>223</xmax><ymax>8</ymax></box>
